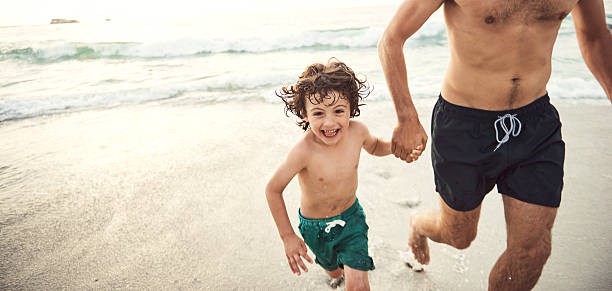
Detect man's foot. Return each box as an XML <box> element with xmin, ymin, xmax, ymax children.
<box><xmin>327</xmin><ymin>274</ymin><xmax>344</xmax><ymax>289</ymax></box>
<box><xmin>408</xmin><ymin>214</ymin><xmax>430</xmax><ymax>265</ymax></box>
<box><xmin>400</xmin><ymin>250</ymin><xmax>424</xmax><ymax>272</ymax></box>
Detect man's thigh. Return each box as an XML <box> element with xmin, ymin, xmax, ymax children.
<box><xmin>502</xmin><ymin>195</ymin><xmax>557</xmax><ymax>248</ymax></box>
<box><xmin>438</xmin><ymin>196</ymin><xmax>481</xmax><ymax>243</ymax></box>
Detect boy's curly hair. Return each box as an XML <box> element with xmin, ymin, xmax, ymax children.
<box><xmin>276</xmin><ymin>59</ymin><xmax>370</xmax><ymax>130</ymax></box>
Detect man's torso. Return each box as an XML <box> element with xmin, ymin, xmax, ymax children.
<box><xmin>441</xmin><ymin>0</ymin><xmax>579</xmax><ymax>110</ymax></box>
<box><xmin>298</xmin><ymin>122</ymin><xmax>363</xmax><ymax>219</ymax></box>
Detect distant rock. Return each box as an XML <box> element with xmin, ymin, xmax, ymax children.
<box><xmin>105</xmin><ymin>18</ymin><xmax>112</xmax><ymax>22</ymax></box>
<box><xmin>50</xmin><ymin>19</ymin><xmax>79</xmax><ymax>24</ymax></box>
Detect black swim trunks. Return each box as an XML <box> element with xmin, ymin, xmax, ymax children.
<box><xmin>431</xmin><ymin>94</ymin><xmax>565</xmax><ymax>211</ymax></box>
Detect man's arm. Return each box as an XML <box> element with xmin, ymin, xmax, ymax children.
<box><xmin>571</xmin><ymin>0</ymin><xmax>612</xmax><ymax>101</ymax></box>
<box><xmin>265</xmin><ymin>143</ymin><xmax>313</xmax><ymax>275</ymax></box>
<box><xmin>378</xmin><ymin>0</ymin><xmax>444</xmax><ymax>162</ymax></box>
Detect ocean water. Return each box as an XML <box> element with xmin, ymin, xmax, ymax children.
<box><xmin>0</xmin><ymin>4</ymin><xmax>610</xmax><ymax>122</ymax></box>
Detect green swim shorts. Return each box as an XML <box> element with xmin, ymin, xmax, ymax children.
<box><xmin>298</xmin><ymin>198</ymin><xmax>375</xmax><ymax>271</ymax></box>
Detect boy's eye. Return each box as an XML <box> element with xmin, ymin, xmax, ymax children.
<box><xmin>313</xmin><ymin>112</ymin><xmax>323</xmax><ymax>116</ymax></box>
<box><xmin>335</xmin><ymin>110</ymin><xmax>344</xmax><ymax>114</ymax></box>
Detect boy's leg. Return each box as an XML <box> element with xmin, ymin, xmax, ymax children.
<box><xmin>325</xmin><ymin>268</ymin><xmax>344</xmax><ymax>289</ymax></box>
<box><xmin>325</xmin><ymin>267</ymin><xmax>343</xmax><ymax>279</ymax></box>
<box><xmin>488</xmin><ymin>195</ymin><xmax>557</xmax><ymax>290</ymax></box>
<box><xmin>409</xmin><ymin>196</ymin><xmax>481</xmax><ymax>264</ymax></box>
<box><xmin>344</xmin><ymin>266</ymin><xmax>369</xmax><ymax>291</ymax></box>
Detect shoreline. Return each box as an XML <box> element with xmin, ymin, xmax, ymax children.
<box><xmin>1</xmin><ymin>96</ymin><xmax>609</xmax><ymax>127</ymax></box>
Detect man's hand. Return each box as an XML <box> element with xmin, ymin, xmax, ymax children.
<box><xmin>392</xmin><ymin>118</ymin><xmax>428</xmax><ymax>163</ymax></box>
<box><xmin>282</xmin><ymin>233</ymin><xmax>313</xmax><ymax>275</ymax></box>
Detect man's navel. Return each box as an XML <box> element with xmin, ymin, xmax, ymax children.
<box><xmin>508</xmin><ymin>76</ymin><xmax>521</xmax><ymax>107</ymax></box>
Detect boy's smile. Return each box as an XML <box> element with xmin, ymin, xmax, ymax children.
<box><xmin>322</xmin><ymin>129</ymin><xmax>339</xmax><ymax>137</ymax></box>
<box><xmin>304</xmin><ymin>92</ymin><xmax>350</xmax><ymax>146</ymax></box>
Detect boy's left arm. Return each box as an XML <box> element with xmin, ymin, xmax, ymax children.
<box><xmin>356</xmin><ymin>121</ymin><xmax>392</xmax><ymax>156</ymax></box>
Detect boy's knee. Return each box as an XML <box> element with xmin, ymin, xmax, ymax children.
<box><xmin>345</xmin><ymin>270</ymin><xmax>369</xmax><ymax>291</ymax></box>
<box><xmin>346</xmin><ymin>279</ymin><xmax>369</xmax><ymax>291</ymax></box>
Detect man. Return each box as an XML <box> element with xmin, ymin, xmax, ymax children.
<box><xmin>378</xmin><ymin>0</ymin><xmax>611</xmax><ymax>290</ymax></box>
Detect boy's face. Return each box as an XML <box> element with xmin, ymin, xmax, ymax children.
<box><xmin>304</xmin><ymin>91</ymin><xmax>351</xmax><ymax>146</ymax></box>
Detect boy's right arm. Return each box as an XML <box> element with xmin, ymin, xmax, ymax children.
<box><xmin>265</xmin><ymin>143</ymin><xmax>313</xmax><ymax>275</ymax></box>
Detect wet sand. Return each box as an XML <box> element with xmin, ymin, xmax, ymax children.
<box><xmin>1</xmin><ymin>100</ymin><xmax>611</xmax><ymax>290</ymax></box>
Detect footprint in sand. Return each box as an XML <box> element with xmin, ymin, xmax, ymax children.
<box><xmin>374</xmin><ymin>169</ymin><xmax>392</xmax><ymax>180</ymax></box>
<box><xmin>395</xmin><ymin>198</ymin><xmax>421</xmax><ymax>208</ymax></box>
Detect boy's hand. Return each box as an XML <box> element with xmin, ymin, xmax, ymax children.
<box><xmin>282</xmin><ymin>233</ymin><xmax>313</xmax><ymax>275</ymax></box>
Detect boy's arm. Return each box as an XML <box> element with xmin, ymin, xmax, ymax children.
<box><xmin>355</xmin><ymin>121</ymin><xmax>392</xmax><ymax>157</ymax></box>
<box><xmin>265</xmin><ymin>143</ymin><xmax>313</xmax><ymax>275</ymax></box>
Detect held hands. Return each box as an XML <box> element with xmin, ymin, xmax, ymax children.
<box><xmin>282</xmin><ymin>233</ymin><xmax>313</xmax><ymax>275</ymax></box>
<box><xmin>392</xmin><ymin>118</ymin><xmax>428</xmax><ymax>163</ymax></box>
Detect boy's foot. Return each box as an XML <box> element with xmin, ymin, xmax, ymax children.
<box><xmin>408</xmin><ymin>214</ymin><xmax>430</xmax><ymax>265</ymax></box>
<box><xmin>327</xmin><ymin>274</ymin><xmax>345</xmax><ymax>289</ymax></box>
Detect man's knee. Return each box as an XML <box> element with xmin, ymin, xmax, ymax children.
<box><xmin>449</xmin><ymin>233</ymin><xmax>476</xmax><ymax>249</ymax></box>
<box><xmin>511</xmin><ymin>238</ymin><xmax>552</xmax><ymax>266</ymax></box>
<box><xmin>447</xmin><ymin>225</ymin><xmax>477</xmax><ymax>250</ymax></box>
<box><xmin>528</xmin><ymin>240</ymin><xmax>552</xmax><ymax>265</ymax></box>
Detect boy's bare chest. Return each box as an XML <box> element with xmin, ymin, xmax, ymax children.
<box><xmin>306</xmin><ymin>146</ymin><xmax>361</xmax><ymax>183</ymax></box>
<box><xmin>449</xmin><ymin>0</ymin><xmax>576</xmax><ymax>24</ymax></box>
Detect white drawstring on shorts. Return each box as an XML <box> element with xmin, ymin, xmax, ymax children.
<box><xmin>324</xmin><ymin>219</ymin><xmax>346</xmax><ymax>233</ymax></box>
<box><xmin>493</xmin><ymin>114</ymin><xmax>522</xmax><ymax>152</ymax></box>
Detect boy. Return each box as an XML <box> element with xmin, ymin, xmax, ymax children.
<box><xmin>265</xmin><ymin>60</ymin><xmax>392</xmax><ymax>290</ymax></box>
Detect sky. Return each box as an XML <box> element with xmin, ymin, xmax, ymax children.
<box><xmin>1</xmin><ymin>0</ymin><xmax>400</xmax><ymax>26</ymax></box>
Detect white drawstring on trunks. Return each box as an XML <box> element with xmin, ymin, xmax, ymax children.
<box><xmin>324</xmin><ymin>219</ymin><xmax>346</xmax><ymax>233</ymax></box>
<box><xmin>493</xmin><ymin>113</ymin><xmax>522</xmax><ymax>152</ymax></box>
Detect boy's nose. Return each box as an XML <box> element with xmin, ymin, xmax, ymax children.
<box><xmin>323</xmin><ymin>116</ymin><xmax>335</xmax><ymax>126</ymax></box>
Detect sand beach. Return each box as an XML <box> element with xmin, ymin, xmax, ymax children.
<box><xmin>1</xmin><ymin>99</ymin><xmax>610</xmax><ymax>290</ymax></box>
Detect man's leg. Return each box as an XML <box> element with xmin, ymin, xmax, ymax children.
<box><xmin>409</xmin><ymin>196</ymin><xmax>481</xmax><ymax>264</ymax></box>
<box><xmin>489</xmin><ymin>195</ymin><xmax>557</xmax><ymax>290</ymax></box>
<box><xmin>344</xmin><ymin>266</ymin><xmax>369</xmax><ymax>291</ymax></box>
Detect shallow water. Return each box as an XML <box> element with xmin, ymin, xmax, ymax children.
<box><xmin>1</xmin><ymin>5</ymin><xmax>609</xmax><ymax>122</ymax></box>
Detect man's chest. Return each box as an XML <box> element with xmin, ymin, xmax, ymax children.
<box><xmin>449</xmin><ymin>0</ymin><xmax>578</xmax><ymax>24</ymax></box>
